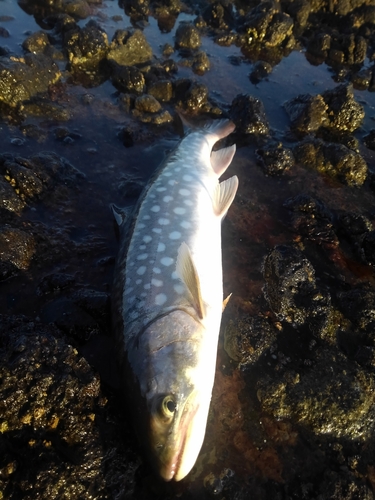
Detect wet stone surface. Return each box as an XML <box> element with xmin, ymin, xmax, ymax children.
<box><xmin>0</xmin><ymin>0</ymin><xmax>375</xmax><ymax>498</ymax></box>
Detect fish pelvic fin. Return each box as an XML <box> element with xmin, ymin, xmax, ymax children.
<box><xmin>222</xmin><ymin>293</ymin><xmax>232</xmax><ymax>312</ymax></box>
<box><xmin>211</xmin><ymin>144</ymin><xmax>236</xmax><ymax>176</ymax></box>
<box><xmin>111</xmin><ymin>204</ymin><xmax>133</xmax><ymax>226</ymax></box>
<box><xmin>176</xmin><ymin>242</ymin><xmax>205</xmax><ymax>320</ymax></box>
<box><xmin>213</xmin><ymin>175</ymin><xmax>239</xmax><ymax>218</ymax></box>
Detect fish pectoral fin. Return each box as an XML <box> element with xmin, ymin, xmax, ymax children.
<box><xmin>211</xmin><ymin>144</ymin><xmax>236</xmax><ymax>176</ymax></box>
<box><xmin>222</xmin><ymin>293</ymin><xmax>232</xmax><ymax>312</ymax></box>
<box><xmin>213</xmin><ymin>175</ymin><xmax>239</xmax><ymax>218</ymax></box>
<box><xmin>111</xmin><ymin>204</ymin><xmax>132</xmax><ymax>226</ymax></box>
<box><xmin>176</xmin><ymin>242</ymin><xmax>205</xmax><ymax>320</ymax></box>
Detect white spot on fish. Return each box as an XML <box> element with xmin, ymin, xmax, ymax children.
<box><xmin>155</xmin><ymin>293</ymin><xmax>167</xmax><ymax>305</ymax></box>
<box><xmin>174</xmin><ymin>284</ymin><xmax>185</xmax><ymax>294</ymax></box>
<box><xmin>168</xmin><ymin>180</ymin><xmax>175</xmax><ymax>186</ymax></box>
<box><xmin>163</xmin><ymin>196</ymin><xmax>173</xmax><ymax>203</ymax></box>
<box><xmin>161</xmin><ymin>257</ymin><xmax>174</xmax><ymax>266</ymax></box>
<box><xmin>183</xmin><ymin>174</ymin><xmax>193</xmax><ymax>181</ymax></box>
<box><xmin>126</xmin><ymin>278</ymin><xmax>131</xmax><ymax>285</ymax></box>
<box><xmin>173</xmin><ymin>207</ymin><xmax>186</xmax><ymax>215</ymax></box>
<box><xmin>140</xmin><ymin>245</ymin><xmax>146</xmax><ymax>250</ymax></box>
<box><xmin>171</xmin><ymin>271</ymin><xmax>179</xmax><ymax>280</ymax></box>
<box><xmin>137</xmin><ymin>266</ymin><xmax>147</xmax><ymax>275</ymax></box>
<box><xmin>136</xmin><ymin>279</ymin><xmax>142</xmax><ymax>285</ymax></box>
<box><xmin>156</xmin><ymin>187</ymin><xmax>167</xmax><ymax>192</ymax></box>
<box><xmin>180</xmin><ymin>220</ymin><xmax>191</xmax><ymax>229</ymax></box>
<box><xmin>137</xmin><ymin>253</ymin><xmax>148</xmax><ymax>260</ymax></box>
<box><xmin>179</xmin><ymin>188</ymin><xmax>190</xmax><ymax>196</ymax></box>
<box><xmin>151</xmin><ymin>205</ymin><xmax>160</xmax><ymax>213</ymax></box>
<box><xmin>144</xmin><ymin>283</ymin><xmax>151</xmax><ymax>290</ymax></box>
<box><xmin>151</xmin><ymin>278</ymin><xmax>163</xmax><ymax>287</ymax></box>
<box><xmin>169</xmin><ymin>231</ymin><xmax>181</xmax><ymax>240</ymax></box>
<box><xmin>157</xmin><ymin>242</ymin><xmax>166</xmax><ymax>252</ymax></box>
<box><xmin>143</xmin><ymin>215</ymin><xmax>151</xmax><ymax>220</ymax></box>
<box><xmin>163</xmin><ymin>172</ymin><xmax>172</xmax><ymax>177</ymax></box>
<box><xmin>127</xmin><ymin>295</ymin><xmax>136</xmax><ymax>304</ymax></box>
<box><xmin>153</xmin><ymin>267</ymin><xmax>161</xmax><ymax>274</ymax></box>
<box><xmin>137</xmin><ymin>223</ymin><xmax>146</xmax><ymax>229</ymax></box>
<box><xmin>124</xmin><ymin>286</ymin><xmax>134</xmax><ymax>296</ymax></box>
<box><xmin>143</xmin><ymin>235</ymin><xmax>152</xmax><ymax>243</ymax></box>
<box><xmin>153</xmin><ymin>227</ymin><xmax>162</xmax><ymax>234</ymax></box>
<box><xmin>158</xmin><ymin>218</ymin><xmax>170</xmax><ymax>225</ymax></box>
<box><xmin>184</xmin><ymin>199</ymin><xmax>193</xmax><ymax>206</ymax></box>
<box><xmin>141</xmin><ymin>292</ymin><xmax>147</xmax><ymax>298</ymax></box>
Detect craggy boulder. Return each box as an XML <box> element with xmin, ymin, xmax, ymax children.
<box><xmin>230</xmin><ymin>94</ymin><xmax>269</xmax><ymax>135</ymax></box>
<box><xmin>322</xmin><ymin>84</ymin><xmax>364</xmax><ymax>133</ymax></box>
<box><xmin>107</xmin><ymin>29</ymin><xmax>153</xmax><ymax>67</ymax></box>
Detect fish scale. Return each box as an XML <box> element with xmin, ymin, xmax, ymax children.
<box><xmin>112</xmin><ymin>118</ymin><xmax>238</xmax><ymax>481</ymax></box>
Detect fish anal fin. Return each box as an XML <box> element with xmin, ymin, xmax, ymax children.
<box><xmin>211</xmin><ymin>144</ymin><xmax>236</xmax><ymax>176</ymax></box>
<box><xmin>176</xmin><ymin>242</ymin><xmax>205</xmax><ymax>320</ymax></box>
<box><xmin>213</xmin><ymin>175</ymin><xmax>239</xmax><ymax>218</ymax></box>
<box><xmin>222</xmin><ymin>293</ymin><xmax>232</xmax><ymax>312</ymax></box>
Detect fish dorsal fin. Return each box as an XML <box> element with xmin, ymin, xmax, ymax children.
<box><xmin>111</xmin><ymin>204</ymin><xmax>132</xmax><ymax>226</ymax></box>
<box><xmin>211</xmin><ymin>144</ymin><xmax>236</xmax><ymax>176</ymax></box>
<box><xmin>176</xmin><ymin>242</ymin><xmax>205</xmax><ymax>320</ymax></box>
<box><xmin>213</xmin><ymin>175</ymin><xmax>239</xmax><ymax>218</ymax></box>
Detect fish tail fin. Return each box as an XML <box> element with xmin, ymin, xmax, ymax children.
<box><xmin>177</xmin><ymin>111</ymin><xmax>235</xmax><ymax>143</ymax></box>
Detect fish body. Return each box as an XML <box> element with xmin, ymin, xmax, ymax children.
<box><xmin>112</xmin><ymin>119</ymin><xmax>238</xmax><ymax>481</ymax></box>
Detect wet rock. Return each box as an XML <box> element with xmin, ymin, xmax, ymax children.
<box><xmin>0</xmin><ymin>227</ymin><xmax>35</xmax><ymax>270</ymax></box>
<box><xmin>322</xmin><ymin>84</ymin><xmax>364</xmax><ymax>133</ymax></box>
<box><xmin>18</xmin><ymin>0</ymin><xmax>92</xmax><ymax>20</ymax></box>
<box><xmin>249</xmin><ymin>60</ymin><xmax>272</xmax><ymax>83</ymax></box>
<box><xmin>307</xmin><ymin>32</ymin><xmax>331</xmax><ymax>61</ymax></box>
<box><xmin>179</xmin><ymin>50</ymin><xmax>210</xmax><ymax>75</ymax></box>
<box><xmin>263</xmin><ymin>245</ymin><xmax>332</xmax><ymax>333</ymax></box>
<box><xmin>202</xmin><ymin>2</ymin><xmax>234</xmax><ymax>31</ymax></box>
<box><xmin>64</xmin><ymin>21</ymin><xmax>108</xmax><ymax>70</ymax></box>
<box><xmin>284</xmin><ymin>94</ymin><xmax>328</xmax><ymax>135</ymax></box>
<box><xmin>0</xmin><ymin>152</ymin><xmax>85</xmax><ymax>214</ymax></box>
<box><xmin>283</xmin><ymin>0</ymin><xmax>311</xmax><ymax>31</ymax></box>
<box><xmin>175</xmin><ymin>80</ymin><xmax>209</xmax><ymax>112</ymax></box>
<box><xmin>37</xmin><ymin>273</ymin><xmax>76</xmax><ymax>295</ymax></box>
<box><xmin>72</xmin><ymin>288</ymin><xmax>110</xmax><ymax>330</ymax></box>
<box><xmin>0</xmin><ymin>54</ymin><xmax>61</xmax><ymax>110</ymax></box>
<box><xmin>284</xmin><ymin>195</ymin><xmax>338</xmax><ymax>246</ymax></box>
<box><xmin>256</xmin><ymin>142</ymin><xmax>294</xmax><ymax>176</ymax></box>
<box><xmin>148</xmin><ymin>80</ymin><xmax>173</xmax><ymax>102</ymax></box>
<box><xmin>20</xmin><ymin>124</ymin><xmax>48</xmax><ymax>142</ymax></box>
<box><xmin>361</xmin><ymin>231</ymin><xmax>375</xmax><ymax>266</ymax></box>
<box><xmin>338</xmin><ymin>287</ymin><xmax>375</xmax><ymax>334</ymax></box>
<box><xmin>258</xmin><ymin>348</ymin><xmax>375</xmax><ymax>439</ymax></box>
<box><xmin>242</xmin><ymin>1</ymin><xmax>294</xmax><ymax>47</ymax></box>
<box><xmin>229</xmin><ymin>94</ymin><xmax>269</xmax><ymax>135</ymax></box>
<box><xmin>0</xmin><ymin>317</ymin><xmax>136</xmax><ymax>499</ymax></box>
<box><xmin>22</xmin><ymin>31</ymin><xmax>50</xmax><ymax>54</ymax></box>
<box><xmin>352</xmin><ymin>66</ymin><xmax>373</xmax><ymax>90</ymax></box>
<box><xmin>293</xmin><ymin>138</ymin><xmax>367</xmax><ymax>187</ymax></box>
<box><xmin>337</xmin><ymin>212</ymin><xmax>372</xmax><ymax>262</ymax></box>
<box><xmin>134</xmin><ymin>94</ymin><xmax>161</xmax><ymax>113</ymax></box>
<box><xmin>327</xmin><ymin>34</ymin><xmax>367</xmax><ymax>66</ymax></box>
<box><xmin>111</xmin><ymin>65</ymin><xmax>145</xmax><ymax>94</ymax></box>
<box><xmin>175</xmin><ymin>22</ymin><xmax>201</xmax><ymax>50</ymax></box>
<box><xmin>224</xmin><ymin>316</ymin><xmax>276</xmax><ymax>367</ymax></box>
<box><xmin>152</xmin><ymin>0</ymin><xmax>181</xmax><ymax>17</ymax></box>
<box><xmin>364</xmin><ymin>129</ymin><xmax>375</xmax><ymax>150</ymax></box>
<box><xmin>162</xmin><ymin>43</ymin><xmax>174</xmax><ymax>57</ymax></box>
<box><xmin>107</xmin><ymin>29</ymin><xmax>153</xmax><ymax>67</ymax></box>
<box><xmin>21</xmin><ymin>96</ymin><xmax>70</xmax><ymax>121</ymax></box>
<box><xmin>132</xmin><ymin>107</ymin><xmax>173</xmax><ymax>125</ymax></box>
<box><xmin>122</xmin><ymin>0</ymin><xmax>149</xmax><ymax>21</ymax></box>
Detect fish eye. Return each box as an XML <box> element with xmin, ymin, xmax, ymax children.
<box><xmin>161</xmin><ymin>395</ymin><xmax>177</xmax><ymax>418</ymax></box>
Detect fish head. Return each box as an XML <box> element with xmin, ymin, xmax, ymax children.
<box><xmin>140</xmin><ymin>310</ymin><xmax>212</xmax><ymax>482</ymax></box>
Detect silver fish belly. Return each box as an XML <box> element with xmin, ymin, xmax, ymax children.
<box><xmin>112</xmin><ymin>119</ymin><xmax>238</xmax><ymax>481</ymax></box>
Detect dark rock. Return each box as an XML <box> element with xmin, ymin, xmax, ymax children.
<box><xmin>37</xmin><ymin>273</ymin><xmax>76</xmax><ymax>295</ymax></box>
<box><xmin>22</xmin><ymin>31</ymin><xmax>50</xmax><ymax>54</ymax></box>
<box><xmin>179</xmin><ymin>50</ymin><xmax>210</xmax><ymax>75</ymax></box>
<box><xmin>361</xmin><ymin>230</ymin><xmax>375</xmax><ymax>266</ymax></box>
<box><xmin>328</xmin><ymin>34</ymin><xmax>367</xmax><ymax>66</ymax></box>
<box><xmin>307</xmin><ymin>32</ymin><xmax>331</xmax><ymax>60</ymax></box>
<box><xmin>175</xmin><ymin>22</ymin><xmax>201</xmax><ymax>50</ymax></box>
<box><xmin>284</xmin><ymin>93</ymin><xmax>328</xmax><ymax>135</ymax></box>
<box><xmin>107</xmin><ymin>29</ymin><xmax>152</xmax><ymax>67</ymax></box>
<box><xmin>293</xmin><ymin>139</ymin><xmax>367</xmax><ymax>187</ymax></box>
<box><xmin>263</xmin><ymin>245</ymin><xmax>332</xmax><ymax>334</ymax></box>
<box><xmin>21</xmin><ymin>96</ymin><xmax>71</xmax><ymax>121</ymax></box>
<box><xmin>0</xmin><ymin>27</ymin><xmax>10</xmax><ymax>38</ymax></box>
<box><xmin>0</xmin><ymin>54</ymin><xmax>61</xmax><ymax>110</ymax></box>
<box><xmin>322</xmin><ymin>84</ymin><xmax>364</xmax><ymax>133</ymax></box>
<box><xmin>18</xmin><ymin>0</ymin><xmax>92</xmax><ymax>20</ymax></box>
<box><xmin>202</xmin><ymin>2</ymin><xmax>234</xmax><ymax>31</ymax></box>
<box><xmin>152</xmin><ymin>0</ymin><xmax>181</xmax><ymax>17</ymax></box>
<box><xmin>224</xmin><ymin>316</ymin><xmax>276</xmax><ymax>367</ymax></box>
<box><xmin>148</xmin><ymin>80</ymin><xmax>173</xmax><ymax>102</ymax></box>
<box><xmin>284</xmin><ymin>195</ymin><xmax>337</xmax><ymax>246</ymax></box>
<box><xmin>338</xmin><ymin>287</ymin><xmax>375</xmax><ymax>333</ymax></box>
<box><xmin>175</xmin><ymin>80</ymin><xmax>208</xmax><ymax>112</ymax></box>
<box><xmin>352</xmin><ymin>67</ymin><xmax>373</xmax><ymax>90</ymax></box>
<box><xmin>122</xmin><ymin>0</ymin><xmax>150</xmax><ymax>21</ymax></box>
<box><xmin>364</xmin><ymin>129</ymin><xmax>375</xmax><ymax>150</ymax></box>
<box><xmin>249</xmin><ymin>60</ymin><xmax>272</xmax><ymax>83</ymax></box>
<box><xmin>64</xmin><ymin>21</ymin><xmax>108</xmax><ymax>70</ymax></box>
<box><xmin>229</xmin><ymin>94</ymin><xmax>269</xmax><ymax>135</ymax></box>
<box><xmin>134</xmin><ymin>94</ymin><xmax>161</xmax><ymax>113</ymax></box>
<box><xmin>0</xmin><ymin>227</ymin><xmax>35</xmax><ymax>271</ymax></box>
<box><xmin>111</xmin><ymin>65</ymin><xmax>145</xmax><ymax>94</ymax></box>
<box><xmin>256</xmin><ymin>142</ymin><xmax>294</xmax><ymax>176</ymax></box>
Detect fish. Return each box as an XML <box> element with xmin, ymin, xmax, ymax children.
<box><xmin>112</xmin><ymin>117</ymin><xmax>238</xmax><ymax>482</ymax></box>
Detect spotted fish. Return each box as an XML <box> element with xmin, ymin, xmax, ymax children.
<box><xmin>112</xmin><ymin>118</ymin><xmax>238</xmax><ymax>481</ymax></box>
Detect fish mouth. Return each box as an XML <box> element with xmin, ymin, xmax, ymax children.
<box><xmin>157</xmin><ymin>401</ymin><xmax>199</xmax><ymax>482</ymax></box>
